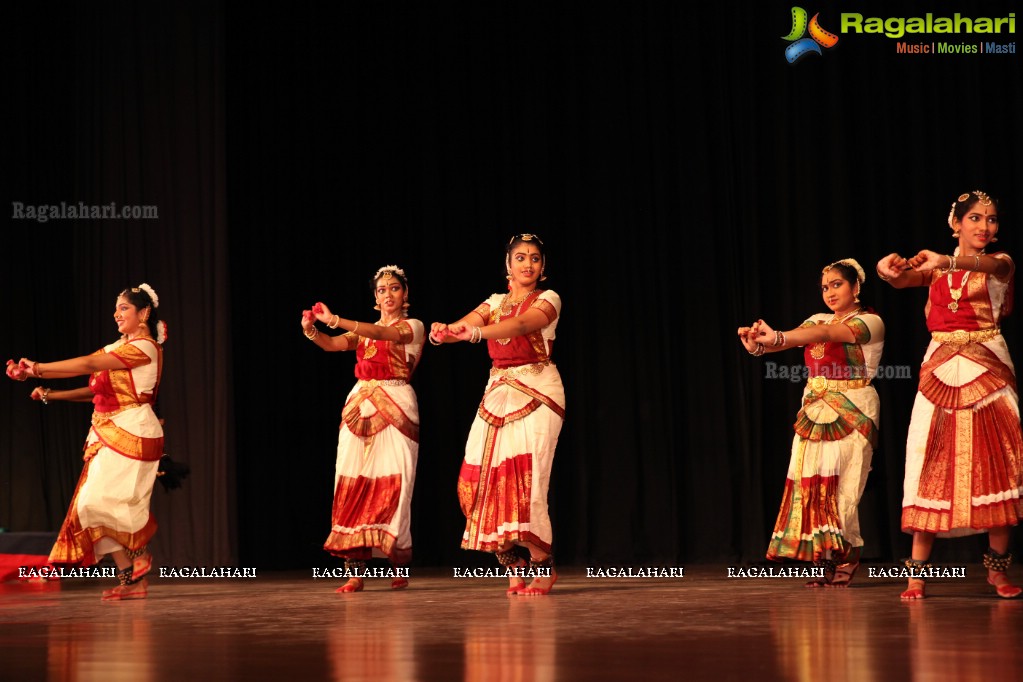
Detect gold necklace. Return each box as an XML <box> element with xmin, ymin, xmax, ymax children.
<box><xmin>497</xmin><ymin>290</ymin><xmax>536</xmax><ymax>320</ymax></box>
<box><xmin>809</xmin><ymin>308</ymin><xmax>860</xmax><ymax>360</ymax></box>
<box><xmin>948</xmin><ymin>271</ymin><xmax>969</xmax><ymax>313</ymax></box>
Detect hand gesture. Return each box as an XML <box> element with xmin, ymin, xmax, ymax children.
<box><xmin>876</xmin><ymin>253</ymin><xmax>910</xmax><ymax>280</ymax></box>
<box><xmin>6</xmin><ymin>360</ymin><xmax>27</xmax><ymax>381</ymax></box>
<box><xmin>907</xmin><ymin>250</ymin><xmax>946</xmax><ymax>272</ymax></box>
<box><xmin>737</xmin><ymin>326</ymin><xmax>759</xmax><ymax>353</ymax></box>
<box><xmin>301</xmin><ymin>310</ymin><xmax>315</xmax><ymax>332</ymax></box>
<box><xmin>21</xmin><ymin>359</ymin><xmax>40</xmax><ymax>378</ymax></box>
<box><xmin>445</xmin><ymin>324</ymin><xmax>472</xmax><ymax>342</ymax></box>
<box><xmin>7</xmin><ymin>359</ymin><xmax>37</xmax><ymax>380</ymax></box>
<box><xmin>30</xmin><ymin>386</ymin><xmax>47</xmax><ymax>401</ymax></box>
<box><xmin>429</xmin><ymin>322</ymin><xmax>449</xmax><ymax>344</ymax></box>
<box><xmin>752</xmin><ymin>320</ymin><xmax>776</xmax><ymax>342</ymax></box>
<box><xmin>312</xmin><ymin>302</ymin><xmax>334</xmax><ymax>326</ymax></box>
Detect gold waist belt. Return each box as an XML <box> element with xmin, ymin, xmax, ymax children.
<box><xmin>931</xmin><ymin>328</ymin><xmax>1001</xmax><ymax>347</ymax></box>
<box><xmin>490</xmin><ymin>361</ymin><xmax>551</xmax><ymax>378</ymax></box>
<box><xmin>357</xmin><ymin>379</ymin><xmax>408</xmax><ymax>387</ymax></box>
<box><xmin>806</xmin><ymin>376</ymin><xmax>871</xmax><ymax>394</ymax></box>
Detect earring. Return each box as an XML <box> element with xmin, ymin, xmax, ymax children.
<box><xmin>953</xmin><ymin>231</ymin><xmax>960</xmax><ymax>238</ymax></box>
<box><xmin>992</xmin><ymin>236</ymin><xmax>999</xmax><ymax>243</ymax></box>
<box><xmin>374</xmin><ymin>304</ymin><xmax>381</xmax><ymax>311</ymax></box>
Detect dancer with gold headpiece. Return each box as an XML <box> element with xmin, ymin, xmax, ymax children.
<box><xmin>739</xmin><ymin>259</ymin><xmax>884</xmax><ymax>586</ymax></box>
<box><xmin>7</xmin><ymin>284</ymin><xmax>167</xmax><ymax>600</ymax></box>
<box><xmin>302</xmin><ymin>265</ymin><xmax>424</xmax><ymax>593</ymax></box>
<box><xmin>430</xmin><ymin>233</ymin><xmax>564</xmax><ymax>596</ymax></box>
<box><xmin>877</xmin><ymin>190</ymin><xmax>1023</xmax><ymax>600</ymax></box>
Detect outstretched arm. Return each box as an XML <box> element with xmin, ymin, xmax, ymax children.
<box><xmin>31</xmin><ymin>386</ymin><xmax>94</xmax><ymax>403</ymax></box>
<box><xmin>9</xmin><ymin>353</ymin><xmax>142</xmax><ymax>381</ymax></box>
<box><xmin>907</xmin><ymin>250</ymin><xmax>1012</xmax><ymax>280</ymax></box>
<box><xmin>313</xmin><ymin>302</ymin><xmax>408</xmax><ymax>342</ymax></box>
<box><xmin>446</xmin><ymin>308</ymin><xmax>549</xmax><ymax>343</ymax></box>
<box><xmin>876</xmin><ymin>253</ymin><xmax>928</xmax><ymax>288</ymax></box>
<box><xmin>743</xmin><ymin>318</ymin><xmax>855</xmax><ymax>354</ymax></box>
<box><xmin>430</xmin><ymin>310</ymin><xmax>488</xmax><ymax>345</ymax></box>
<box><xmin>301</xmin><ymin>310</ymin><xmax>353</xmax><ymax>352</ymax></box>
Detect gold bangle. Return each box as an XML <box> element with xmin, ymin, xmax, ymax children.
<box><xmin>428</xmin><ymin>334</ymin><xmax>442</xmax><ymax>346</ymax></box>
<box><xmin>304</xmin><ymin>327</ymin><xmax>318</xmax><ymax>340</ymax></box>
<box><xmin>328</xmin><ymin>315</ymin><xmax>340</xmax><ymax>329</ymax></box>
<box><xmin>41</xmin><ymin>387</ymin><xmax>51</xmax><ymax>405</ymax></box>
<box><xmin>353</xmin><ymin>321</ymin><xmax>360</xmax><ymax>334</ymax></box>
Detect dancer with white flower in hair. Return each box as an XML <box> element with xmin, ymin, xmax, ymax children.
<box><xmin>7</xmin><ymin>283</ymin><xmax>168</xmax><ymax>601</ymax></box>
<box><xmin>430</xmin><ymin>233</ymin><xmax>565</xmax><ymax>596</ymax></box>
<box><xmin>877</xmin><ymin>189</ymin><xmax>1023</xmax><ymax>600</ymax></box>
<box><xmin>739</xmin><ymin>259</ymin><xmax>884</xmax><ymax>587</ymax></box>
<box><xmin>302</xmin><ymin>265</ymin><xmax>424</xmax><ymax>593</ymax></box>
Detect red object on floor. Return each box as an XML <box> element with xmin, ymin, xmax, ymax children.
<box><xmin>0</xmin><ymin>554</ymin><xmax>51</xmax><ymax>582</ymax></box>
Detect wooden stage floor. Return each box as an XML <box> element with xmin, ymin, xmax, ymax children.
<box><xmin>2</xmin><ymin>564</ymin><xmax>1022</xmax><ymax>681</ymax></box>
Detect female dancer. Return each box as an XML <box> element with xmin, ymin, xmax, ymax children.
<box><xmin>7</xmin><ymin>284</ymin><xmax>167</xmax><ymax>600</ymax></box>
<box><xmin>877</xmin><ymin>190</ymin><xmax>1023</xmax><ymax>599</ymax></box>
<box><xmin>739</xmin><ymin>259</ymin><xmax>884</xmax><ymax>586</ymax></box>
<box><xmin>430</xmin><ymin>233</ymin><xmax>564</xmax><ymax>596</ymax></box>
<box><xmin>302</xmin><ymin>265</ymin><xmax>424</xmax><ymax>592</ymax></box>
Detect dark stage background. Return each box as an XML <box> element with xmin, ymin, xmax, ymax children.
<box><xmin>2</xmin><ymin>1</ymin><xmax>1021</xmax><ymax>569</ymax></box>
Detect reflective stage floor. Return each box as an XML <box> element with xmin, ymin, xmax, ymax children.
<box><xmin>2</xmin><ymin>564</ymin><xmax>1022</xmax><ymax>681</ymax></box>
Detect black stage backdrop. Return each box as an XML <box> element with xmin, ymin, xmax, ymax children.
<box><xmin>2</xmin><ymin>1</ymin><xmax>1021</xmax><ymax>569</ymax></box>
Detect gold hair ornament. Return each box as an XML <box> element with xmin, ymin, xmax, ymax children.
<box><xmin>822</xmin><ymin>258</ymin><xmax>866</xmax><ymax>284</ymax></box>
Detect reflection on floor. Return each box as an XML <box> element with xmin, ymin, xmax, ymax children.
<box><xmin>2</xmin><ymin>564</ymin><xmax>1022</xmax><ymax>681</ymax></box>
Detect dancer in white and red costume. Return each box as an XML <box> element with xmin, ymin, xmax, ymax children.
<box><xmin>302</xmin><ymin>265</ymin><xmax>424</xmax><ymax>593</ymax></box>
<box><xmin>431</xmin><ymin>234</ymin><xmax>564</xmax><ymax>596</ymax></box>
<box><xmin>7</xmin><ymin>283</ymin><xmax>167</xmax><ymax>601</ymax></box>
<box><xmin>878</xmin><ymin>189</ymin><xmax>1023</xmax><ymax>600</ymax></box>
<box><xmin>740</xmin><ymin>260</ymin><xmax>884</xmax><ymax>588</ymax></box>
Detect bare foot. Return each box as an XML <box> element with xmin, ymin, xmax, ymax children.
<box><xmin>988</xmin><ymin>571</ymin><xmax>1022</xmax><ymax>599</ymax></box>
<box><xmin>900</xmin><ymin>579</ymin><xmax>925</xmax><ymax>600</ymax></box>
<box><xmin>336</xmin><ymin>578</ymin><xmax>364</xmax><ymax>593</ymax></box>
<box><xmin>519</xmin><ymin>568</ymin><xmax>557</xmax><ymax>596</ymax></box>
<box><xmin>101</xmin><ymin>578</ymin><xmax>148</xmax><ymax>601</ymax></box>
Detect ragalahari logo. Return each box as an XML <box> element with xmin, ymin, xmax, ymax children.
<box><xmin>783</xmin><ymin>7</ymin><xmax>839</xmax><ymax>63</ymax></box>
